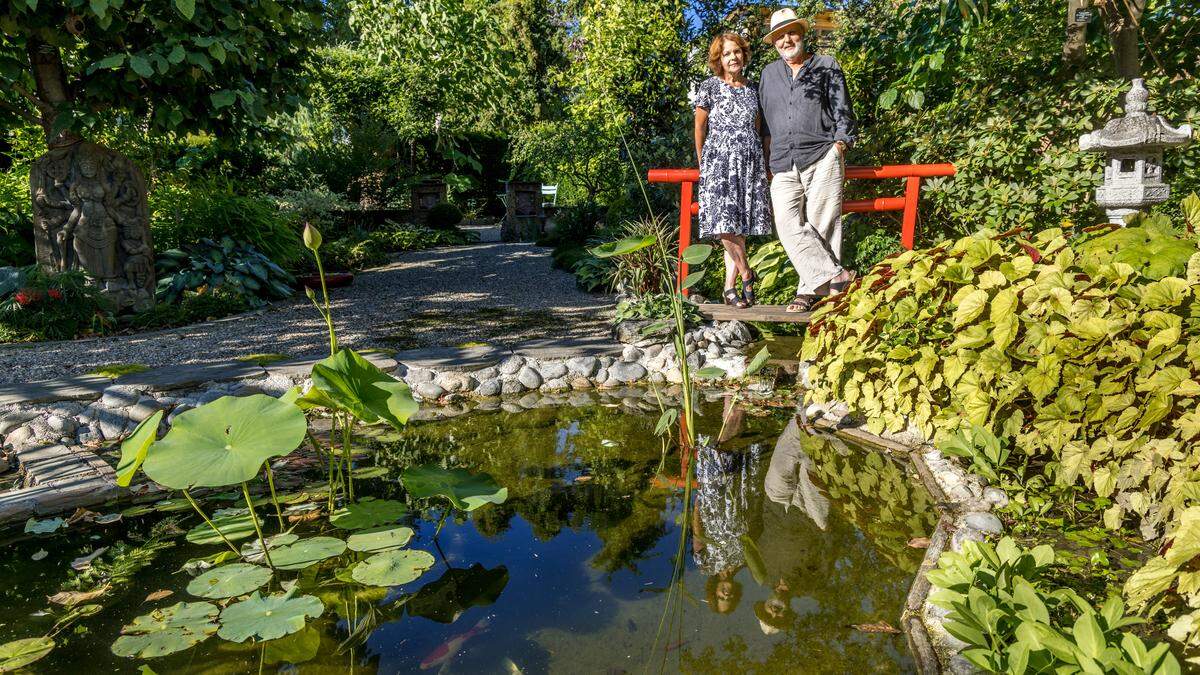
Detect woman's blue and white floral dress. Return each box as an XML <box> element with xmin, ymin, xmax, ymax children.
<box><xmin>695</xmin><ymin>76</ymin><xmax>772</xmax><ymax>240</ymax></box>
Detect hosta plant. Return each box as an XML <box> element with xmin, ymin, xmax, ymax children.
<box><xmin>155</xmin><ymin>236</ymin><xmax>295</xmax><ymax>307</ymax></box>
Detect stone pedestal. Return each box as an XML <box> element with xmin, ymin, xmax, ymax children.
<box><xmin>29</xmin><ymin>142</ymin><xmax>155</xmax><ymax>312</ymax></box>
<box><xmin>502</xmin><ymin>181</ymin><xmax>544</xmax><ymax>242</ymax></box>
<box><xmin>411</xmin><ymin>180</ymin><xmax>447</xmax><ymax>223</ymax></box>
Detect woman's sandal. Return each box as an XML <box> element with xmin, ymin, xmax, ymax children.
<box><xmin>723</xmin><ymin>287</ymin><xmax>748</xmax><ymax>309</ymax></box>
<box><xmin>785</xmin><ymin>294</ymin><xmax>818</xmax><ymax>313</ymax></box>
<box><xmin>740</xmin><ymin>270</ymin><xmax>758</xmax><ymax>307</ymax></box>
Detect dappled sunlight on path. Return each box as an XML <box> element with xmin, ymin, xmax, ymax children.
<box><xmin>0</xmin><ymin>243</ymin><xmax>613</xmax><ymax>384</ymax></box>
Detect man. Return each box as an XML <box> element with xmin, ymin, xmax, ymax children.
<box><xmin>758</xmin><ymin>8</ymin><xmax>857</xmax><ymax>313</ymax></box>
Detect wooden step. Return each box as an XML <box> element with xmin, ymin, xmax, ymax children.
<box><xmin>694</xmin><ymin>303</ymin><xmax>812</xmax><ymax>323</ymax></box>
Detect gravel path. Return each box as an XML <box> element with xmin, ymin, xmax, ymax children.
<box><xmin>0</xmin><ymin>242</ymin><xmax>614</xmax><ymax>384</ymax></box>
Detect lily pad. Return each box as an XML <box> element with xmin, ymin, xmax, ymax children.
<box><xmin>0</xmin><ymin>636</ymin><xmax>54</xmax><ymax>671</ymax></box>
<box><xmin>186</xmin><ymin>563</ymin><xmax>272</xmax><ymax>599</ymax></box>
<box><xmin>401</xmin><ymin>465</ymin><xmax>508</xmax><ymax>511</ymax></box>
<box><xmin>142</xmin><ymin>394</ymin><xmax>307</xmax><ymax>489</ymax></box>
<box><xmin>111</xmin><ymin>601</ymin><xmax>219</xmax><ymax>658</ymax></box>
<box><xmin>330</xmin><ymin>498</ymin><xmax>407</xmax><ymax>530</ymax></box>
<box><xmin>185</xmin><ymin>511</ymin><xmax>257</xmax><ymax>545</ymax></box>
<box><xmin>346</xmin><ymin>525</ymin><xmax>414</xmax><ymax>553</ymax></box>
<box><xmin>240</xmin><ymin>533</ymin><xmax>299</xmax><ymax>563</ymax></box>
<box><xmin>114</xmin><ymin>410</ymin><xmax>163</xmax><ymax>487</ymax></box>
<box><xmin>307</xmin><ymin>349</ymin><xmax>418</xmax><ymax>429</ymax></box>
<box><xmin>262</xmin><ymin>625</ymin><xmax>320</xmax><ymax>665</ymax></box>
<box><xmin>351</xmin><ymin>549</ymin><xmax>435</xmax><ymax>587</ymax></box>
<box><xmin>269</xmin><ymin>536</ymin><xmax>348</xmax><ymax>570</ymax></box>
<box><xmin>217</xmin><ymin>592</ymin><xmax>324</xmax><ymax>642</ymax></box>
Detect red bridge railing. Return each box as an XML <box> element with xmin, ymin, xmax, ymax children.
<box><xmin>647</xmin><ymin>163</ymin><xmax>956</xmax><ymax>294</ymax></box>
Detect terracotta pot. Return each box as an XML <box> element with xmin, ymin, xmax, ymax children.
<box><xmin>298</xmin><ymin>273</ymin><xmax>354</xmax><ymax>289</ymax></box>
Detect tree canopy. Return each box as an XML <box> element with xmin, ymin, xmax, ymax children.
<box><xmin>0</xmin><ymin>0</ymin><xmax>322</xmax><ymax>145</ymax></box>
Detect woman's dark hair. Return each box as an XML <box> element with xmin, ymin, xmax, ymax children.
<box><xmin>705</xmin><ymin>574</ymin><xmax>744</xmax><ymax>614</ymax></box>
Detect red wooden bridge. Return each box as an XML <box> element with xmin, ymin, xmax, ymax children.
<box><xmin>647</xmin><ymin>163</ymin><xmax>957</xmax><ymax>323</ymax></box>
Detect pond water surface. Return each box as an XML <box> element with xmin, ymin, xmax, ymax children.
<box><xmin>0</xmin><ymin>396</ymin><xmax>936</xmax><ymax>673</ymax></box>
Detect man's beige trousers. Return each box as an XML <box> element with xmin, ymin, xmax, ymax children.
<box><xmin>769</xmin><ymin>145</ymin><xmax>845</xmax><ymax>295</ymax></box>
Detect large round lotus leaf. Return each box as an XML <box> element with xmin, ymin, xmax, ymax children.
<box><xmin>346</xmin><ymin>525</ymin><xmax>414</xmax><ymax>553</ymax></box>
<box><xmin>329</xmin><ymin>498</ymin><xmax>407</xmax><ymax>530</ymax></box>
<box><xmin>114</xmin><ymin>410</ymin><xmax>163</xmax><ymax>487</ymax></box>
<box><xmin>308</xmin><ymin>349</ymin><xmax>418</xmax><ymax>429</ymax></box>
<box><xmin>217</xmin><ymin>592</ymin><xmax>324</xmax><ymax>642</ymax></box>
<box><xmin>269</xmin><ymin>537</ymin><xmax>348</xmax><ymax>570</ymax></box>
<box><xmin>0</xmin><ymin>636</ymin><xmax>54</xmax><ymax>671</ymax></box>
<box><xmin>110</xmin><ymin>601</ymin><xmax>218</xmax><ymax>658</ymax></box>
<box><xmin>262</xmin><ymin>625</ymin><xmax>320</xmax><ymax>665</ymax></box>
<box><xmin>401</xmin><ymin>465</ymin><xmax>508</xmax><ymax>511</ymax></box>
<box><xmin>185</xmin><ymin>511</ymin><xmax>256</xmax><ymax>545</ymax></box>
<box><xmin>186</xmin><ymin>563</ymin><xmax>272</xmax><ymax>599</ymax></box>
<box><xmin>351</xmin><ymin>549</ymin><xmax>435</xmax><ymax>587</ymax></box>
<box><xmin>240</xmin><ymin>533</ymin><xmax>299</xmax><ymax>564</ymax></box>
<box><xmin>142</xmin><ymin>395</ymin><xmax>306</xmax><ymax>489</ymax></box>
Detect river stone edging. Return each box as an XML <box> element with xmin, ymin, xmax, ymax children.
<box><xmin>803</xmin><ymin>396</ymin><xmax>1001</xmax><ymax>675</ymax></box>
<box><xmin>0</xmin><ymin>320</ymin><xmax>758</xmax><ymax>525</ymax></box>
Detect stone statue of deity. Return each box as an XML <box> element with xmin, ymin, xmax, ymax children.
<box><xmin>29</xmin><ymin>142</ymin><xmax>155</xmax><ymax>312</ymax></box>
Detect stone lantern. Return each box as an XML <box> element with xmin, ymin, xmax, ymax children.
<box><xmin>1079</xmin><ymin>78</ymin><xmax>1193</xmax><ymax>224</ymax></box>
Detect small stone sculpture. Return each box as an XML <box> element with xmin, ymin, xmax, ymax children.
<box><xmin>1079</xmin><ymin>78</ymin><xmax>1194</xmax><ymax>224</ymax></box>
<box><xmin>29</xmin><ymin>142</ymin><xmax>155</xmax><ymax>311</ymax></box>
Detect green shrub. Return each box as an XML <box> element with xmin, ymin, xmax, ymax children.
<box><xmin>300</xmin><ymin>222</ymin><xmax>478</xmax><ymax>273</ymax></box>
<box><xmin>0</xmin><ymin>169</ymin><xmax>34</xmax><ymax>267</ymax></box>
<box><xmin>155</xmin><ymin>237</ymin><xmax>295</xmax><ymax>308</ymax></box>
<box><xmin>0</xmin><ymin>266</ymin><xmax>113</xmax><ymax>342</ymax></box>
<box><xmin>425</xmin><ymin>201</ymin><xmax>463</xmax><ymax>230</ymax></box>
<box><xmin>150</xmin><ymin>178</ymin><xmax>304</xmax><ymax>267</ymax></box>
<box><xmin>271</xmin><ymin>186</ymin><xmax>356</xmax><ymax>233</ymax></box>
<box><xmin>121</xmin><ymin>290</ymin><xmax>252</xmax><ymax>331</ymax></box>
<box><xmin>802</xmin><ymin>196</ymin><xmax>1200</xmax><ymax>655</ymax></box>
<box><xmin>586</xmin><ymin>215</ymin><xmax>676</xmax><ymax>296</ymax></box>
<box><xmin>928</xmin><ymin>537</ymin><xmax>1179</xmax><ymax>674</ymax></box>
<box><xmin>545</xmin><ymin>203</ymin><xmax>605</xmax><ymax>246</ymax></box>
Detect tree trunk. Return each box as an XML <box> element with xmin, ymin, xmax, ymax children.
<box><xmin>25</xmin><ymin>36</ymin><xmax>77</xmax><ymax>147</ymax></box>
<box><xmin>1103</xmin><ymin>0</ymin><xmax>1144</xmax><ymax>79</ymax></box>
<box><xmin>1063</xmin><ymin>0</ymin><xmax>1090</xmax><ymax>64</ymax></box>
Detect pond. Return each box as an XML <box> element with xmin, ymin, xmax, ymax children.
<box><xmin>0</xmin><ymin>394</ymin><xmax>937</xmax><ymax>673</ymax></box>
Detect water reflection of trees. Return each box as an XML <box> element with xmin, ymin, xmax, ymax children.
<box><xmin>372</xmin><ymin>402</ymin><xmax>784</xmax><ymax>575</ymax></box>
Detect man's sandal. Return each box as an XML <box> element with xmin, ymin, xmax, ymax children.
<box><xmin>829</xmin><ymin>269</ymin><xmax>858</xmax><ymax>294</ymax></box>
<box><xmin>785</xmin><ymin>294</ymin><xmax>818</xmax><ymax>313</ymax></box>
<box><xmin>723</xmin><ymin>288</ymin><xmax>748</xmax><ymax>309</ymax></box>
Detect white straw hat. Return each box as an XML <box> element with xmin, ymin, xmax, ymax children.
<box><xmin>762</xmin><ymin>8</ymin><xmax>810</xmax><ymax>44</ymax></box>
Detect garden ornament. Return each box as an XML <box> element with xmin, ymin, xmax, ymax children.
<box><xmin>762</xmin><ymin>7</ymin><xmax>809</xmax><ymax>44</ymax></box>
<box><xmin>1079</xmin><ymin>78</ymin><xmax>1193</xmax><ymax>225</ymax></box>
<box><xmin>30</xmin><ymin>141</ymin><xmax>156</xmax><ymax>311</ymax></box>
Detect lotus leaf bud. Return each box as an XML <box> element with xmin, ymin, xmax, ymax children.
<box><xmin>303</xmin><ymin>222</ymin><xmax>322</xmax><ymax>251</ymax></box>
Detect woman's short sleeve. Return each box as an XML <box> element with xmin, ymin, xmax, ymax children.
<box><xmin>694</xmin><ymin>78</ymin><xmax>713</xmax><ymax>111</ymax></box>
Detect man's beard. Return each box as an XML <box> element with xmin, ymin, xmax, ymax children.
<box><xmin>778</xmin><ymin>40</ymin><xmax>804</xmax><ymax>61</ymax></box>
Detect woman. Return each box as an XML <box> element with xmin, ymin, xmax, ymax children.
<box><xmin>691</xmin><ymin>397</ymin><xmax>765</xmax><ymax>615</ymax></box>
<box><xmin>694</xmin><ymin>32</ymin><xmax>771</xmax><ymax>308</ymax></box>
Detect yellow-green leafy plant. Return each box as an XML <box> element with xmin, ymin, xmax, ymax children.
<box><xmin>802</xmin><ymin>196</ymin><xmax>1200</xmax><ymax>654</ymax></box>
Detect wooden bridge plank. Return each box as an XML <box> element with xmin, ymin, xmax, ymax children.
<box><xmin>695</xmin><ymin>303</ymin><xmax>812</xmax><ymax>324</ymax></box>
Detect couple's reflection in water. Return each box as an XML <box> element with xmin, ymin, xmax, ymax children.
<box><xmin>690</xmin><ymin>395</ymin><xmax>847</xmax><ymax>636</ymax></box>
